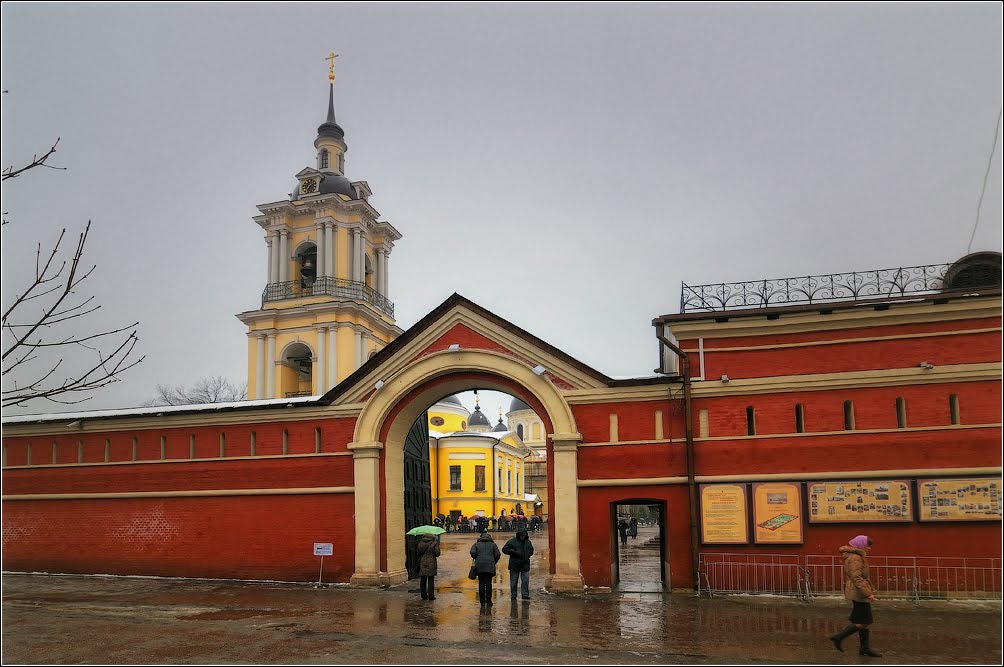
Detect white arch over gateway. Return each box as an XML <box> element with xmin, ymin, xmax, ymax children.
<box><xmin>347</xmin><ymin>349</ymin><xmax>585</xmax><ymax>591</ymax></box>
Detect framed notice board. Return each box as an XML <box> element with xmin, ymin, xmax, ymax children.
<box><xmin>807</xmin><ymin>480</ymin><xmax>913</xmax><ymax>523</ymax></box>
<box><xmin>699</xmin><ymin>483</ymin><xmax>749</xmax><ymax>544</ymax></box>
<box><xmin>753</xmin><ymin>482</ymin><xmax>803</xmax><ymax>544</ymax></box>
<box><xmin>918</xmin><ymin>478</ymin><xmax>1003</xmax><ymax>521</ymax></box>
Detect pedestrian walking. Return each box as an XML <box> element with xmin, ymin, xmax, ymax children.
<box><xmin>416</xmin><ymin>534</ymin><xmax>440</xmax><ymax>600</ymax></box>
<box><xmin>628</xmin><ymin>517</ymin><xmax>638</xmax><ymax>540</ymax></box>
<box><xmin>617</xmin><ymin>518</ymin><xmax>629</xmax><ymax>545</ymax></box>
<box><xmin>829</xmin><ymin>534</ymin><xmax>882</xmax><ymax>657</ymax></box>
<box><xmin>502</xmin><ymin>527</ymin><xmax>534</xmax><ymax>600</ymax></box>
<box><xmin>470</xmin><ymin>530</ymin><xmax>501</xmax><ymax>606</ymax></box>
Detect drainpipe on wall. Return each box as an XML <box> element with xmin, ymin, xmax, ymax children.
<box><xmin>656</xmin><ymin>323</ymin><xmax>700</xmax><ymax>592</ymax></box>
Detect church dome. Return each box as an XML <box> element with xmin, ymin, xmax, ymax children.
<box><xmin>509</xmin><ymin>397</ymin><xmax>532</xmax><ymax>413</ymax></box>
<box><xmin>468</xmin><ymin>406</ymin><xmax>491</xmax><ymax>428</ymax></box>
<box><xmin>492</xmin><ymin>417</ymin><xmax>508</xmax><ymax>433</ymax></box>
<box><xmin>318</xmin><ymin>173</ymin><xmax>356</xmax><ymax>198</ymax></box>
<box><xmin>437</xmin><ymin>395</ymin><xmax>464</xmax><ymax>407</ymax></box>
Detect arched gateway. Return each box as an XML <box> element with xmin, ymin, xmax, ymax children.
<box><xmin>344</xmin><ymin>349</ymin><xmax>585</xmax><ymax>591</ymax></box>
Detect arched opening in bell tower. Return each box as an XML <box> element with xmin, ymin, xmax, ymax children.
<box><xmin>280</xmin><ymin>342</ymin><xmax>313</xmax><ymax>398</ymax></box>
<box><xmin>295</xmin><ymin>243</ymin><xmax>318</xmax><ymax>292</ymax></box>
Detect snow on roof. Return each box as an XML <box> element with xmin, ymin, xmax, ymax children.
<box><xmin>1</xmin><ymin>395</ymin><xmax>321</xmax><ymax>425</ymax></box>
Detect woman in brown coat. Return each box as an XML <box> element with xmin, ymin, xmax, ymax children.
<box><xmin>416</xmin><ymin>534</ymin><xmax>441</xmax><ymax>600</ymax></box>
<box><xmin>829</xmin><ymin>534</ymin><xmax>881</xmax><ymax>657</ymax></box>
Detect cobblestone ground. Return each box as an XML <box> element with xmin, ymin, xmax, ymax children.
<box><xmin>3</xmin><ymin>528</ymin><xmax>1001</xmax><ymax>665</ymax></box>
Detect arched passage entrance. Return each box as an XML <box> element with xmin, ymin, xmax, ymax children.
<box><xmin>347</xmin><ymin>349</ymin><xmax>585</xmax><ymax>591</ymax></box>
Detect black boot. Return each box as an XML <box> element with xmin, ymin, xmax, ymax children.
<box><xmin>829</xmin><ymin>624</ymin><xmax>859</xmax><ymax>652</ymax></box>
<box><xmin>858</xmin><ymin>628</ymin><xmax>882</xmax><ymax>657</ymax></box>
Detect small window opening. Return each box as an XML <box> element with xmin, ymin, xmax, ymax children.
<box><xmin>844</xmin><ymin>401</ymin><xmax>856</xmax><ymax>430</ymax></box>
<box><xmin>104</xmin><ymin>439</ymin><xmax>110</xmax><ymax>463</ymax></box>
<box><xmin>949</xmin><ymin>395</ymin><xmax>960</xmax><ymax>425</ymax></box>
<box><xmin>132</xmin><ymin>437</ymin><xmax>138</xmax><ymax>461</ymax></box>
<box><xmin>220</xmin><ymin>432</ymin><xmax>226</xmax><ymax>458</ymax></box>
<box><xmin>315</xmin><ymin>427</ymin><xmax>322</xmax><ymax>454</ymax></box>
<box><xmin>251</xmin><ymin>431</ymin><xmax>257</xmax><ymax>456</ymax></box>
<box><xmin>160</xmin><ymin>436</ymin><xmax>166</xmax><ymax>460</ymax></box>
<box><xmin>189</xmin><ymin>434</ymin><xmax>196</xmax><ymax>459</ymax></box>
<box><xmin>746</xmin><ymin>406</ymin><xmax>756</xmax><ymax>436</ymax></box>
<box><xmin>795</xmin><ymin>404</ymin><xmax>805</xmax><ymax>433</ymax></box>
<box><xmin>282</xmin><ymin>429</ymin><xmax>289</xmax><ymax>455</ymax></box>
<box><xmin>896</xmin><ymin>397</ymin><xmax>907</xmax><ymax>429</ymax></box>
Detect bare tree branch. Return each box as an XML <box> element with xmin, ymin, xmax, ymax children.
<box><xmin>2</xmin><ymin>138</ymin><xmax>65</xmax><ymax>181</ymax></box>
<box><xmin>146</xmin><ymin>376</ymin><xmax>248</xmax><ymax>406</ymax></box>
<box><xmin>2</xmin><ymin>133</ymin><xmax>144</xmax><ymax>408</ymax></box>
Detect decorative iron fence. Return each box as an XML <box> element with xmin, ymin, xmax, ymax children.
<box><xmin>284</xmin><ymin>391</ymin><xmax>312</xmax><ymax>398</ymax></box>
<box><xmin>262</xmin><ymin>278</ymin><xmax>394</xmax><ymax>317</ymax></box>
<box><xmin>680</xmin><ymin>263</ymin><xmax>952</xmax><ymax>313</ymax></box>
<box><xmin>698</xmin><ymin>552</ymin><xmax>1002</xmax><ymax>600</ymax></box>
<box><xmin>698</xmin><ymin>552</ymin><xmax>812</xmax><ymax>600</ymax></box>
<box><xmin>805</xmin><ymin>555</ymin><xmax>1003</xmax><ymax>600</ymax></box>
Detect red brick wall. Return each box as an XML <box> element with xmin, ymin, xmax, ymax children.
<box><xmin>2</xmin><ymin>494</ymin><xmax>355</xmax><ymax>582</ymax></box>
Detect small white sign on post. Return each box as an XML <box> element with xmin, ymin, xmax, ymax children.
<box><xmin>313</xmin><ymin>543</ymin><xmax>333</xmax><ymax>586</ymax></box>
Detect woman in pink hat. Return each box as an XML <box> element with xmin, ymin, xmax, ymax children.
<box><xmin>829</xmin><ymin>534</ymin><xmax>882</xmax><ymax>657</ymax></box>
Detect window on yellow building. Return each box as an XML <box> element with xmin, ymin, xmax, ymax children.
<box><xmin>450</xmin><ymin>465</ymin><xmax>462</xmax><ymax>491</ymax></box>
<box><xmin>475</xmin><ymin>466</ymin><xmax>486</xmax><ymax>492</ymax></box>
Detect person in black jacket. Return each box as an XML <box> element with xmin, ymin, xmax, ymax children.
<box><xmin>469</xmin><ymin>531</ymin><xmax>501</xmax><ymax>606</ymax></box>
<box><xmin>502</xmin><ymin>528</ymin><xmax>534</xmax><ymax>600</ymax></box>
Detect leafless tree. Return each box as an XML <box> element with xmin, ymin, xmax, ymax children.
<box><xmin>2</xmin><ymin>139</ymin><xmax>144</xmax><ymax>408</ymax></box>
<box><xmin>148</xmin><ymin>376</ymin><xmax>248</xmax><ymax>406</ymax></box>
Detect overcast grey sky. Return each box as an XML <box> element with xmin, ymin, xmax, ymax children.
<box><xmin>2</xmin><ymin>2</ymin><xmax>1001</xmax><ymax>415</ymax></box>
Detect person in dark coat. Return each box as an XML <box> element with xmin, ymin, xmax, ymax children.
<box><xmin>617</xmin><ymin>518</ymin><xmax>629</xmax><ymax>545</ymax></box>
<box><xmin>416</xmin><ymin>534</ymin><xmax>440</xmax><ymax>600</ymax></box>
<box><xmin>628</xmin><ymin>517</ymin><xmax>638</xmax><ymax>540</ymax></box>
<box><xmin>502</xmin><ymin>527</ymin><xmax>534</xmax><ymax>599</ymax></box>
<box><xmin>469</xmin><ymin>531</ymin><xmax>501</xmax><ymax>606</ymax></box>
<box><xmin>829</xmin><ymin>535</ymin><xmax>881</xmax><ymax>657</ymax></box>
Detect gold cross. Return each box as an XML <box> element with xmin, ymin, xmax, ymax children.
<box><xmin>326</xmin><ymin>51</ymin><xmax>339</xmax><ymax>82</ymax></box>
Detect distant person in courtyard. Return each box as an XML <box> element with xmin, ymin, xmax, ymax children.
<box><xmin>829</xmin><ymin>535</ymin><xmax>882</xmax><ymax>657</ymax></box>
<box><xmin>628</xmin><ymin>517</ymin><xmax>638</xmax><ymax>540</ymax></box>
<box><xmin>617</xmin><ymin>518</ymin><xmax>629</xmax><ymax>545</ymax></box>
<box><xmin>470</xmin><ymin>531</ymin><xmax>501</xmax><ymax>606</ymax></box>
<box><xmin>502</xmin><ymin>527</ymin><xmax>534</xmax><ymax>599</ymax></box>
<box><xmin>416</xmin><ymin>533</ymin><xmax>440</xmax><ymax>601</ymax></box>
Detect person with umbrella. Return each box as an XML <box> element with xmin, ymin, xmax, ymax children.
<box><xmin>406</xmin><ymin>525</ymin><xmax>445</xmax><ymax>600</ymax></box>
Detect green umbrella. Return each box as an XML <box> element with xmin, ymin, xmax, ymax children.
<box><xmin>406</xmin><ymin>525</ymin><xmax>446</xmax><ymax>536</ymax></box>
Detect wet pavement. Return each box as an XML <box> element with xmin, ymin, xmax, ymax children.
<box><xmin>2</xmin><ymin>528</ymin><xmax>1001</xmax><ymax>665</ymax></box>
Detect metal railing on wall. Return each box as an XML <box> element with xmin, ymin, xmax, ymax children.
<box><xmin>698</xmin><ymin>552</ymin><xmax>1002</xmax><ymax>601</ymax></box>
<box><xmin>680</xmin><ymin>263</ymin><xmax>953</xmax><ymax>313</ymax></box>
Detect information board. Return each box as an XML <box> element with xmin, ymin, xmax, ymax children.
<box><xmin>807</xmin><ymin>480</ymin><xmax>913</xmax><ymax>523</ymax></box>
<box><xmin>918</xmin><ymin>478</ymin><xmax>1003</xmax><ymax>521</ymax></box>
<box><xmin>700</xmin><ymin>484</ymin><xmax>749</xmax><ymax>544</ymax></box>
<box><xmin>313</xmin><ymin>543</ymin><xmax>333</xmax><ymax>556</ymax></box>
<box><xmin>753</xmin><ymin>482</ymin><xmax>803</xmax><ymax>544</ymax></box>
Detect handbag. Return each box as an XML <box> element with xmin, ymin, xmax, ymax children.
<box><xmin>468</xmin><ymin>562</ymin><xmax>478</xmax><ymax>580</ymax></box>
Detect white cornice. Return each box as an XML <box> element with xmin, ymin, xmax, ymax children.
<box><xmin>235</xmin><ymin>300</ymin><xmax>401</xmax><ymax>336</ymax></box>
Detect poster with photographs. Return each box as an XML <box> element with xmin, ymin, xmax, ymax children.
<box><xmin>753</xmin><ymin>482</ymin><xmax>802</xmax><ymax>544</ymax></box>
<box><xmin>807</xmin><ymin>480</ymin><xmax>913</xmax><ymax>523</ymax></box>
<box><xmin>918</xmin><ymin>478</ymin><xmax>1003</xmax><ymax>521</ymax></box>
<box><xmin>700</xmin><ymin>484</ymin><xmax>749</xmax><ymax>544</ymax></box>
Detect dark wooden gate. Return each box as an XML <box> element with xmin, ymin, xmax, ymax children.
<box><xmin>403</xmin><ymin>412</ymin><xmax>432</xmax><ymax>578</ymax></box>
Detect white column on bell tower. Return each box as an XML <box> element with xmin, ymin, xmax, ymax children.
<box><xmin>255</xmin><ymin>334</ymin><xmax>266</xmax><ymax>400</ymax></box>
<box><xmin>352</xmin><ymin>228</ymin><xmax>363</xmax><ymax>282</ymax></box>
<box><xmin>325</xmin><ymin>221</ymin><xmax>335</xmax><ymax>279</ymax></box>
<box><xmin>279</xmin><ymin>230</ymin><xmax>290</xmax><ymax>283</ymax></box>
<box><xmin>315</xmin><ymin>327</ymin><xmax>326</xmax><ymax>395</ymax></box>
<box><xmin>266</xmin><ymin>235</ymin><xmax>275</xmax><ymax>285</ymax></box>
<box><xmin>315</xmin><ymin>220</ymin><xmax>326</xmax><ymax>279</ymax></box>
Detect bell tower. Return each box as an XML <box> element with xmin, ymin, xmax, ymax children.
<box><xmin>236</xmin><ymin>53</ymin><xmax>403</xmax><ymax>400</ymax></box>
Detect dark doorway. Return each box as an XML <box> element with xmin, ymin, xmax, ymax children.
<box><xmin>613</xmin><ymin>501</ymin><xmax>665</xmax><ymax>592</ymax></box>
<box><xmin>403</xmin><ymin>412</ymin><xmax>432</xmax><ymax>578</ymax></box>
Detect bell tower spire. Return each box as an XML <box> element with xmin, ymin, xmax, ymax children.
<box><xmin>316</xmin><ymin>51</ymin><xmax>345</xmax><ymax>172</ymax></box>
